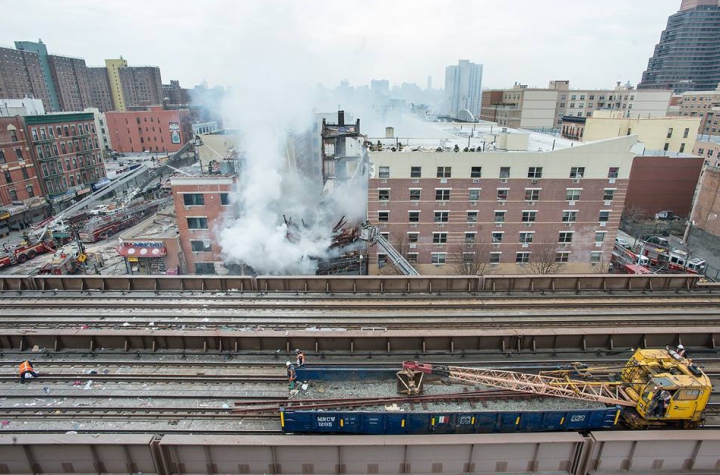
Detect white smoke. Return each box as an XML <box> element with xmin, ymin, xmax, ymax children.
<box><xmin>215</xmin><ymin>4</ymin><xmax>368</xmax><ymax>275</ymax></box>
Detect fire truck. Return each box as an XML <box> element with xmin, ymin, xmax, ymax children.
<box><xmin>0</xmin><ymin>238</ymin><xmax>55</xmax><ymax>269</ymax></box>
<box><xmin>667</xmin><ymin>250</ymin><xmax>706</xmax><ymax>274</ymax></box>
<box><xmin>611</xmin><ymin>242</ymin><xmax>649</xmax><ymax>271</ymax></box>
<box><xmin>38</xmin><ymin>242</ymin><xmax>86</xmax><ymax>275</ymax></box>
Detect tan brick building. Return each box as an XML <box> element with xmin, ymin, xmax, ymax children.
<box><xmin>367</xmin><ymin>129</ymin><xmax>636</xmax><ymax>274</ymax></box>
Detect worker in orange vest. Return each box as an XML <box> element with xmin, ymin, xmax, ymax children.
<box><xmin>295</xmin><ymin>349</ymin><xmax>306</xmax><ymax>367</ymax></box>
<box><xmin>18</xmin><ymin>360</ymin><xmax>38</xmax><ymax>384</ymax></box>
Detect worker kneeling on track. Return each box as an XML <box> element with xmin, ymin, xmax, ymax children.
<box><xmin>286</xmin><ymin>361</ymin><xmax>297</xmax><ymax>390</ymax></box>
<box><xmin>18</xmin><ymin>360</ymin><xmax>39</xmax><ymax>384</ymax></box>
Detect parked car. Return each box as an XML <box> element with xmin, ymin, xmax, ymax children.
<box><xmin>655</xmin><ymin>210</ymin><xmax>676</xmax><ymax>221</ymax></box>
<box><xmin>645</xmin><ymin>236</ymin><xmax>670</xmax><ymax>249</ymax></box>
<box><xmin>615</xmin><ymin>237</ymin><xmax>629</xmax><ymax>248</ymax></box>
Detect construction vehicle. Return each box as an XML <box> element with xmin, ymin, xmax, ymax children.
<box><xmin>359</xmin><ymin>222</ymin><xmax>419</xmax><ymax>275</ymax></box>
<box><xmin>0</xmin><ymin>236</ymin><xmax>56</xmax><ymax>269</ymax></box>
<box><xmin>400</xmin><ymin>347</ymin><xmax>711</xmax><ymax>429</ymax></box>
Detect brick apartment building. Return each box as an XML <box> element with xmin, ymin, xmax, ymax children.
<box><xmin>172</xmin><ymin>176</ymin><xmax>235</xmax><ymax>274</ymax></box>
<box><xmin>105</xmin><ymin>107</ymin><xmax>192</xmax><ymax>153</ymax></box>
<box><xmin>0</xmin><ymin>116</ymin><xmax>46</xmax><ymax>232</ymax></box>
<box><xmin>0</xmin><ymin>47</ymin><xmax>51</xmax><ymax>110</ymax></box>
<box><xmin>24</xmin><ymin>112</ymin><xmax>106</xmax><ymax>209</ymax></box>
<box><xmin>367</xmin><ymin>131</ymin><xmax>636</xmax><ymax>274</ymax></box>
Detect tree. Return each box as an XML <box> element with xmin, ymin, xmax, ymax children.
<box><xmin>378</xmin><ymin>234</ymin><xmax>413</xmax><ymax>275</ymax></box>
<box><xmin>523</xmin><ymin>242</ymin><xmax>565</xmax><ymax>275</ymax></box>
<box><xmin>449</xmin><ymin>240</ymin><xmax>493</xmax><ymax>275</ymax></box>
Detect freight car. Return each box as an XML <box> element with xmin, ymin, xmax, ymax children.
<box><xmin>281</xmin><ymin>348</ymin><xmax>711</xmax><ymax>435</ymax></box>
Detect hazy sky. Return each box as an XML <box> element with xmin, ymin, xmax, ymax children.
<box><xmin>3</xmin><ymin>0</ymin><xmax>680</xmax><ymax>91</ymax></box>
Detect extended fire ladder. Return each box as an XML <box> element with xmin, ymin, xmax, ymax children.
<box><xmin>359</xmin><ymin>223</ymin><xmax>419</xmax><ymax>276</ymax></box>
<box><xmin>401</xmin><ymin>362</ymin><xmax>636</xmax><ymax>407</ymax></box>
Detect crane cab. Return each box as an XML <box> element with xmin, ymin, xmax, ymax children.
<box><xmin>621</xmin><ymin>348</ymin><xmax>711</xmax><ymax>428</ymax></box>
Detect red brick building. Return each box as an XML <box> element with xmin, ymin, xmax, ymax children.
<box><xmin>105</xmin><ymin>107</ymin><xmax>192</xmax><ymax>153</ymax></box>
<box><xmin>624</xmin><ymin>155</ymin><xmax>704</xmax><ymax>218</ymax></box>
<box><xmin>0</xmin><ymin>116</ymin><xmax>46</xmax><ymax>232</ymax></box>
<box><xmin>24</xmin><ymin>112</ymin><xmax>106</xmax><ymax>209</ymax></box>
<box><xmin>171</xmin><ymin>176</ymin><xmax>235</xmax><ymax>274</ymax></box>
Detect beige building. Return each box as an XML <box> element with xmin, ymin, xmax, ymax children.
<box><xmin>677</xmin><ymin>85</ymin><xmax>720</xmax><ymax>136</ymax></box>
<box><xmin>483</xmin><ymin>81</ymin><xmax>673</xmax><ymax>131</ymax></box>
<box><xmin>367</xmin><ymin>126</ymin><xmax>636</xmax><ymax>275</ymax></box>
<box><xmin>580</xmin><ymin>112</ymin><xmax>701</xmax><ymax>154</ymax></box>
<box><xmin>105</xmin><ymin>58</ymin><xmax>128</xmax><ymax>111</ymax></box>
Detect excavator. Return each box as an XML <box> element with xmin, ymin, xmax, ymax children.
<box><xmin>399</xmin><ymin>347</ymin><xmax>712</xmax><ymax>429</ymax></box>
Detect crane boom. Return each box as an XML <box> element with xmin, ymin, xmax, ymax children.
<box><xmin>403</xmin><ymin>362</ymin><xmax>636</xmax><ymax>407</ymax></box>
<box><xmin>359</xmin><ymin>223</ymin><xmax>419</xmax><ymax>276</ymax></box>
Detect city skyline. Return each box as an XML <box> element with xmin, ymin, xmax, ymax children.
<box><xmin>3</xmin><ymin>0</ymin><xmax>679</xmax><ymax>92</ymax></box>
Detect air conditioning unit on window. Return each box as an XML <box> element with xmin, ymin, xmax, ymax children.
<box><xmin>522</xmin><ymin>243</ymin><xmax>529</xmax><ymax>248</ymax></box>
<box><xmin>497</xmin><ymin>200</ymin><xmax>506</xmax><ymax>205</ymax></box>
<box><xmin>470</xmin><ymin>201</ymin><xmax>478</xmax><ymax>205</ymax></box>
<box><xmin>473</xmin><ymin>178</ymin><xmax>480</xmax><ymax>183</ymax></box>
<box><xmin>573</xmin><ymin>178</ymin><xmax>581</xmax><ymax>184</ymax></box>
<box><xmin>527</xmin><ymin>201</ymin><xmax>535</xmax><ymax>206</ymax></box>
<box><xmin>438</xmin><ymin>223</ymin><xmax>445</xmax><ymax>227</ymax></box>
<box><xmin>409</xmin><ymin>244</ymin><xmax>417</xmax><ymax>249</ymax></box>
<box><xmin>565</xmin><ymin>222</ymin><xmax>573</xmax><ymax>227</ymax></box>
<box><xmin>560</xmin><ymin>242</ymin><xmax>569</xmax><ymax>247</ymax></box>
<box><xmin>381</xmin><ymin>179</ymin><xmax>388</xmax><ymax>183</ymax></box>
<box><xmin>439</xmin><ymin>201</ymin><xmax>446</xmax><ymax>206</ymax></box>
<box><xmin>609</xmin><ymin>178</ymin><xmax>616</xmax><ymax>184</ymax></box>
<box><xmin>500</xmin><ymin>179</ymin><xmax>508</xmax><ymax>184</ymax></box>
<box><xmin>569</xmin><ymin>201</ymin><xmax>576</xmax><ymax>206</ymax></box>
<box><xmin>604</xmin><ymin>200</ymin><xmax>612</xmax><ymax>206</ymax></box>
<box><xmin>531</xmin><ymin>179</ymin><xmax>538</xmax><ymax>184</ymax></box>
<box><xmin>600</xmin><ymin>222</ymin><xmax>607</xmax><ymax>227</ymax></box>
<box><xmin>410</xmin><ymin>224</ymin><xmax>418</xmax><ymax>228</ymax></box>
<box><xmin>411</xmin><ymin>179</ymin><xmax>420</xmax><ymax>184</ymax></box>
<box><xmin>493</xmin><ymin>243</ymin><xmax>501</xmax><ymax>248</ymax></box>
<box><xmin>524</xmin><ymin>222</ymin><xmax>533</xmax><ymax>227</ymax></box>
<box><xmin>440</xmin><ymin>178</ymin><xmax>448</xmax><ymax>184</ymax></box>
<box><xmin>595</xmin><ymin>242</ymin><xmax>602</xmax><ymax>247</ymax></box>
<box><xmin>495</xmin><ymin>223</ymin><xmax>503</xmax><ymax>228</ymax></box>
<box><xmin>468</xmin><ymin>223</ymin><xmax>477</xmax><ymax>227</ymax></box>
<box><xmin>380</xmin><ymin>201</ymin><xmax>387</xmax><ymax>207</ymax></box>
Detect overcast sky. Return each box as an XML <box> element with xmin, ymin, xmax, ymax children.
<box><xmin>3</xmin><ymin>0</ymin><xmax>680</xmax><ymax>91</ymax></box>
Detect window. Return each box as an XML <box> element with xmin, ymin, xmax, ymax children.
<box><xmin>470</xmin><ymin>166</ymin><xmax>482</xmax><ymax>178</ymax></box>
<box><xmin>190</xmin><ymin>240</ymin><xmax>213</xmax><ymax>252</ymax></box>
<box><xmin>407</xmin><ymin>232</ymin><xmax>419</xmax><ymax>243</ymax></box>
<box><xmin>21</xmin><ymin>167</ymin><xmax>28</xmax><ymax>180</ymax></box>
<box><xmin>431</xmin><ymin>253</ymin><xmax>446</xmax><ymax>265</ymax></box>
<box><xmin>595</xmin><ymin>231</ymin><xmax>606</xmax><ymax>243</ymax></box>
<box><xmin>26</xmin><ymin>185</ymin><xmax>34</xmax><ymax>198</ymax></box>
<box><xmin>494</xmin><ymin>211</ymin><xmax>506</xmax><ymax>223</ymax></box>
<box><xmin>516</xmin><ymin>252</ymin><xmax>530</xmax><ymax>263</ymax></box>
<box><xmin>378</xmin><ymin>189</ymin><xmax>390</xmax><ymax>201</ymax></box>
<box><xmin>434</xmin><ymin>211</ymin><xmax>449</xmax><ymax>223</ymax></box>
<box><xmin>519</xmin><ymin>232</ymin><xmax>534</xmax><ymax>244</ymax></box>
<box><xmin>0</xmin><ymin>151</ymin><xmax>4</xmax><ymax>164</ymax></box>
<box><xmin>4</xmin><ymin>171</ymin><xmax>12</xmax><ymax>184</ymax></box>
<box><xmin>14</xmin><ymin>148</ymin><xmax>22</xmax><ymax>160</ymax></box>
<box><xmin>521</xmin><ymin>211</ymin><xmax>537</xmax><ymax>223</ymax></box>
<box><xmin>558</xmin><ymin>232</ymin><xmax>574</xmax><ymax>243</ymax></box>
<box><xmin>437</xmin><ymin>166</ymin><xmax>451</xmax><ymax>178</ymax></box>
<box><xmin>9</xmin><ymin>129</ymin><xmax>17</xmax><ymax>141</ymax></box>
<box><xmin>499</xmin><ymin>167</ymin><xmax>510</xmax><ymax>178</ymax></box>
<box><xmin>407</xmin><ymin>253</ymin><xmax>418</xmax><ymax>264</ymax></box>
<box><xmin>187</xmin><ymin>217</ymin><xmax>208</xmax><ymax>229</ymax></box>
<box><xmin>590</xmin><ymin>252</ymin><xmax>602</xmax><ymax>263</ymax></box>
<box><xmin>497</xmin><ymin>188</ymin><xmax>509</xmax><ymax>200</ymax></box>
<box><xmin>378</xmin><ymin>211</ymin><xmax>389</xmax><ymax>222</ymax></box>
<box><xmin>183</xmin><ymin>193</ymin><xmax>205</xmax><ymax>206</ymax></box>
<box><xmin>667</xmin><ymin>128</ymin><xmax>673</xmax><ymax>138</ymax></box>
<box><xmin>599</xmin><ymin>210</ymin><xmax>611</xmax><ymax>222</ymax></box>
<box><xmin>571</xmin><ymin>95</ymin><xmax>577</xmax><ymax>100</ymax></box>
<box><xmin>566</xmin><ymin>189</ymin><xmax>581</xmax><ymax>201</ymax></box>
<box><xmin>378</xmin><ymin>166</ymin><xmax>390</xmax><ymax>179</ymax></box>
<box><xmin>377</xmin><ymin>254</ymin><xmax>388</xmax><ymax>266</ymax></box>
<box><xmin>409</xmin><ymin>211</ymin><xmax>420</xmax><ymax>223</ymax></box>
<box><xmin>195</xmin><ymin>263</ymin><xmax>216</xmax><ymax>275</ymax></box>
<box><xmin>220</xmin><ymin>193</ymin><xmax>230</xmax><ymax>205</ymax></box>
<box><xmin>555</xmin><ymin>252</ymin><xmax>570</xmax><ymax>263</ymax></box>
<box><xmin>569</xmin><ymin>102</ymin><xmax>576</xmax><ymax>108</ymax></box>
<box><xmin>570</xmin><ymin>167</ymin><xmax>585</xmax><ymax>178</ymax></box>
<box><xmin>492</xmin><ymin>231</ymin><xmax>503</xmax><ymax>243</ymax></box>
<box><xmin>607</xmin><ymin>167</ymin><xmax>619</xmax><ymax>179</ymax></box>
<box><xmin>562</xmin><ymin>211</ymin><xmax>577</xmax><ymax>223</ymax></box>
<box><xmin>468</xmin><ymin>189</ymin><xmax>480</xmax><ymax>201</ymax></box>
<box><xmin>664</xmin><ymin>143</ymin><xmax>670</xmax><ymax>151</ymax></box>
<box><xmin>525</xmin><ymin>189</ymin><xmax>540</xmax><ymax>201</ymax></box>
<box><xmin>679</xmin><ymin>143</ymin><xmax>685</xmax><ymax>153</ymax></box>
<box><xmin>683</xmin><ymin>128</ymin><xmax>690</xmax><ymax>138</ymax></box>
<box><xmin>580</xmin><ymin>94</ymin><xmax>585</xmax><ymax>100</ymax></box>
<box><xmin>410</xmin><ymin>166</ymin><xmax>421</xmax><ymax>178</ymax></box>
<box><xmin>433</xmin><ymin>232</ymin><xmax>447</xmax><ymax>244</ymax></box>
<box><xmin>435</xmin><ymin>189</ymin><xmax>450</xmax><ymax>201</ymax></box>
<box><xmin>465</xmin><ymin>232</ymin><xmax>476</xmax><ymax>243</ymax></box>
<box><xmin>467</xmin><ymin>211</ymin><xmax>478</xmax><ymax>223</ymax></box>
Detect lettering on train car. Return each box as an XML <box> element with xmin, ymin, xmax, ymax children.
<box><xmin>317</xmin><ymin>416</ymin><xmax>336</xmax><ymax>427</ymax></box>
<box><xmin>570</xmin><ymin>415</ymin><xmax>586</xmax><ymax>422</ymax></box>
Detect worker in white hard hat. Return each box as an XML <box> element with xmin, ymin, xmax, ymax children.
<box><xmin>676</xmin><ymin>344</ymin><xmax>686</xmax><ymax>358</ymax></box>
<box><xmin>286</xmin><ymin>362</ymin><xmax>297</xmax><ymax>390</ymax></box>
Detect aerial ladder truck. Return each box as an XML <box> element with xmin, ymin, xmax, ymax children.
<box><xmin>399</xmin><ymin>347</ymin><xmax>711</xmax><ymax>429</ymax></box>
<box><xmin>359</xmin><ymin>222</ymin><xmax>419</xmax><ymax>276</ymax></box>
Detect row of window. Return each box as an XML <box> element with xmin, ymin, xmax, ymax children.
<box><xmin>4</xmin><ymin>185</ymin><xmax>34</xmax><ymax>201</ymax></box>
<box><xmin>182</xmin><ymin>193</ymin><xmax>230</xmax><ymax>206</ymax></box>
<box><xmin>2</xmin><ymin>167</ymin><xmax>31</xmax><ymax>185</ymax></box>
<box><xmin>0</xmin><ymin>148</ymin><xmax>24</xmax><ymax>164</ymax></box>
<box><xmin>380</xmin><ymin>209</ymin><xmax>611</xmax><ymax>223</ymax></box>
<box><xmin>379</xmin><ymin>250</ymin><xmax>603</xmax><ymax>265</ymax></box>
<box><xmin>377</xmin><ymin>187</ymin><xmax>615</xmax><ymax>202</ymax></box>
<box><xmin>35</xmin><ymin>137</ymin><xmax>100</xmax><ymax>159</ymax></box>
<box><xmin>394</xmin><ymin>230</ymin><xmax>608</xmax><ymax>245</ymax></box>
<box><xmin>40</xmin><ymin>154</ymin><xmax>102</xmax><ymax>178</ymax></box>
<box><xmin>30</xmin><ymin>123</ymin><xmax>95</xmax><ymax>141</ymax></box>
<box><xmin>378</xmin><ymin>166</ymin><xmax>619</xmax><ymax>180</ymax></box>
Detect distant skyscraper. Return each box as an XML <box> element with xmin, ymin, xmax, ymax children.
<box><xmin>445</xmin><ymin>60</ymin><xmax>483</xmax><ymax>117</ymax></box>
<box><xmin>370</xmin><ymin>79</ymin><xmax>389</xmax><ymax>94</ymax></box>
<box><xmin>639</xmin><ymin>0</ymin><xmax>720</xmax><ymax>93</ymax></box>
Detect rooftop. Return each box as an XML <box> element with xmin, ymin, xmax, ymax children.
<box><xmin>119</xmin><ymin>209</ymin><xmax>179</xmax><ymax>241</ymax></box>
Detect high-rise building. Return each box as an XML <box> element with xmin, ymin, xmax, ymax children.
<box><xmin>444</xmin><ymin>60</ymin><xmax>483</xmax><ymax>118</ymax></box>
<box><xmin>639</xmin><ymin>0</ymin><xmax>720</xmax><ymax>93</ymax></box>
<box><xmin>47</xmin><ymin>54</ymin><xmax>92</xmax><ymax>112</ymax></box>
<box><xmin>13</xmin><ymin>40</ymin><xmax>59</xmax><ymax>111</ymax></box>
<box><xmin>119</xmin><ymin>66</ymin><xmax>163</xmax><ymax>108</ymax></box>
<box><xmin>0</xmin><ymin>46</ymin><xmax>51</xmax><ymax>110</ymax></box>
<box><xmin>105</xmin><ymin>58</ymin><xmax>128</xmax><ymax>111</ymax></box>
<box><xmin>87</xmin><ymin>67</ymin><xmax>114</xmax><ymax>112</ymax></box>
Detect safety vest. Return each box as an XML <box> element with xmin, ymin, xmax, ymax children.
<box><xmin>297</xmin><ymin>352</ymin><xmax>305</xmax><ymax>365</ymax></box>
<box><xmin>18</xmin><ymin>361</ymin><xmax>33</xmax><ymax>374</ymax></box>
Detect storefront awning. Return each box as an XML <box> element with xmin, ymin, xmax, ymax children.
<box><xmin>117</xmin><ymin>246</ymin><xmax>167</xmax><ymax>257</ymax></box>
